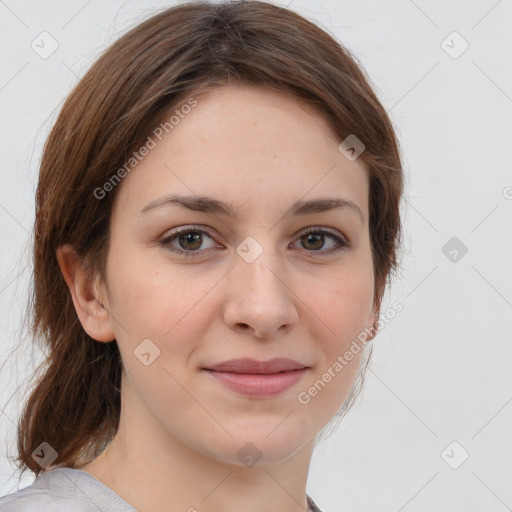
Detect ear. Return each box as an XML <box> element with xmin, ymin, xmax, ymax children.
<box><xmin>56</xmin><ymin>244</ymin><xmax>116</xmax><ymax>342</ymax></box>
<box><xmin>366</xmin><ymin>301</ymin><xmax>380</xmax><ymax>342</ymax></box>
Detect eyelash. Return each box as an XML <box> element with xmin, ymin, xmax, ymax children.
<box><xmin>160</xmin><ymin>225</ymin><xmax>350</xmax><ymax>258</ymax></box>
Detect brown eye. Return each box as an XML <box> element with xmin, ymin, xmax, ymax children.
<box><xmin>300</xmin><ymin>232</ymin><xmax>325</xmax><ymax>251</ymax></box>
<box><xmin>161</xmin><ymin>228</ymin><xmax>219</xmax><ymax>257</ymax></box>
<box><xmin>161</xmin><ymin>226</ymin><xmax>349</xmax><ymax>258</ymax></box>
<box><xmin>177</xmin><ymin>232</ymin><xmax>203</xmax><ymax>251</ymax></box>
<box><xmin>293</xmin><ymin>227</ymin><xmax>349</xmax><ymax>254</ymax></box>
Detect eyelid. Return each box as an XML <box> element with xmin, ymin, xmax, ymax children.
<box><xmin>299</xmin><ymin>226</ymin><xmax>349</xmax><ymax>245</ymax></box>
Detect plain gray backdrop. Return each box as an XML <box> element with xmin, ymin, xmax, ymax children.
<box><xmin>1</xmin><ymin>1</ymin><xmax>511</xmax><ymax>511</ymax></box>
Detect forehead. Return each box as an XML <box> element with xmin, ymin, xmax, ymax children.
<box><xmin>113</xmin><ymin>83</ymin><xmax>369</xmax><ymax>220</ymax></box>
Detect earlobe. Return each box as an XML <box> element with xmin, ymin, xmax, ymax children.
<box><xmin>56</xmin><ymin>244</ymin><xmax>116</xmax><ymax>342</ymax></box>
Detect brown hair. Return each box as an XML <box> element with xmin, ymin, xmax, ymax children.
<box><xmin>9</xmin><ymin>0</ymin><xmax>403</xmax><ymax>479</ymax></box>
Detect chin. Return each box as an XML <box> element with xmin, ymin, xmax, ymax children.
<box><xmin>196</xmin><ymin>423</ymin><xmax>314</xmax><ymax>468</ymax></box>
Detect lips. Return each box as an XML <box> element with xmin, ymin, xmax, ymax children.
<box><xmin>204</xmin><ymin>358</ymin><xmax>308</xmax><ymax>374</ymax></box>
<box><xmin>202</xmin><ymin>358</ymin><xmax>309</xmax><ymax>396</ymax></box>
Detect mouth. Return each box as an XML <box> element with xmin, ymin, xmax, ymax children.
<box><xmin>202</xmin><ymin>358</ymin><xmax>309</xmax><ymax>396</ymax></box>
<box><xmin>204</xmin><ymin>357</ymin><xmax>308</xmax><ymax>374</ymax></box>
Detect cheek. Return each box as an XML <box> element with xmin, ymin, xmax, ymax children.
<box><xmin>107</xmin><ymin>262</ymin><xmax>210</xmax><ymax>411</ymax></box>
<box><xmin>297</xmin><ymin>273</ymin><xmax>373</xmax><ymax>424</ymax></box>
<box><xmin>293</xmin><ymin>264</ymin><xmax>373</xmax><ymax>405</ymax></box>
<box><xmin>311</xmin><ymin>265</ymin><xmax>374</xmax><ymax>343</ymax></box>
<box><xmin>106</xmin><ymin>249</ymin><xmax>212</xmax><ymax>337</ymax></box>
<box><xmin>105</xmin><ymin>256</ymin><xmax>222</xmax><ymax>398</ymax></box>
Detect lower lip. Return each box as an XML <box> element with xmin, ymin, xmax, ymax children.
<box><xmin>204</xmin><ymin>368</ymin><xmax>307</xmax><ymax>396</ymax></box>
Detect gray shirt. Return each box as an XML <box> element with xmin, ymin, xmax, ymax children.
<box><xmin>0</xmin><ymin>467</ymin><xmax>325</xmax><ymax>511</ymax></box>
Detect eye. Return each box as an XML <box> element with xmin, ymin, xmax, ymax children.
<box><xmin>160</xmin><ymin>225</ymin><xmax>350</xmax><ymax>257</ymax></box>
<box><xmin>160</xmin><ymin>227</ymin><xmax>220</xmax><ymax>257</ymax></box>
<box><xmin>292</xmin><ymin>227</ymin><xmax>349</xmax><ymax>254</ymax></box>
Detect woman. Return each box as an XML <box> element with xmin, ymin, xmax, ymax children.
<box><xmin>0</xmin><ymin>1</ymin><xmax>403</xmax><ymax>510</ymax></box>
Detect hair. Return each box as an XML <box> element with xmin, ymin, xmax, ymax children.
<box><xmin>9</xmin><ymin>0</ymin><xmax>403</xmax><ymax>479</ymax></box>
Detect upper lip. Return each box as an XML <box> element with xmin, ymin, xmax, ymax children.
<box><xmin>204</xmin><ymin>358</ymin><xmax>308</xmax><ymax>374</ymax></box>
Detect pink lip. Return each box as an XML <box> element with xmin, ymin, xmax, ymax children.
<box><xmin>203</xmin><ymin>358</ymin><xmax>309</xmax><ymax>396</ymax></box>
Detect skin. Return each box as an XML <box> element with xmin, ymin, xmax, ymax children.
<box><xmin>56</xmin><ymin>83</ymin><xmax>378</xmax><ymax>512</ymax></box>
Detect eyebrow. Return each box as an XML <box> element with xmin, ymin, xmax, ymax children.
<box><xmin>138</xmin><ymin>194</ymin><xmax>364</xmax><ymax>223</ymax></box>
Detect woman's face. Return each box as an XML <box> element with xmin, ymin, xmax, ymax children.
<box><xmin>99</xmin><ymin>83</ymin><xmax>377</xmax><ymax>466</ymax></box>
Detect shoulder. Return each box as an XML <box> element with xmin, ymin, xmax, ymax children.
<box><xmin>0</xmin><ymin>467</ymin><xmax>136</xmax><ymax>512</ymax></box>
<box><xmin>0</xmin><ymin>468</ymin><xmax>90</xmax><ymax>512</ymax></box>
<box><xmin>0</xmin><ymin>487</ymin><xmax>71</xmax><ymax>512</ymax></box>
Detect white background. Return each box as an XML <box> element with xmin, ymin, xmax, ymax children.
<box><xmin>1</xmin><ymin>1</ymin><xmax>511</xmax><ymax>511</ymax></box>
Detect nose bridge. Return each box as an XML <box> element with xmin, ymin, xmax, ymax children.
<box><xmin>224</xmin><ymin>233</ymin><xmax>297</xmax><ymax>336</ymax></box>
<box><xmin>234</xmin><ymin>233</ymin><xmax>285</xmax><ymax>297</ymax></box>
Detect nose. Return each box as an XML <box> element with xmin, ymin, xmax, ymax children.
<box><xmin>222</xmin><ymin>243</ymin><xmax>298</xmax><ymax>339</ymax></box>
